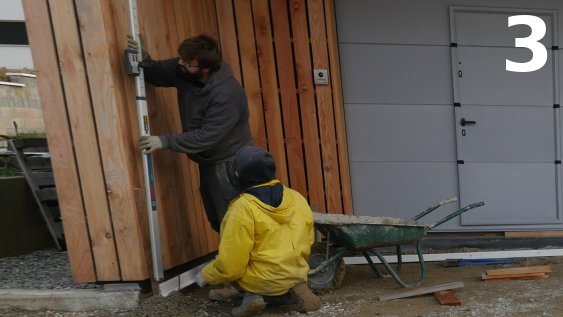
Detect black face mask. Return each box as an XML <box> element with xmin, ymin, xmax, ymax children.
<box><xmin>176</xmin><ymin>64</ymin><xmax>204</xmax><ymax>83</ymax></box>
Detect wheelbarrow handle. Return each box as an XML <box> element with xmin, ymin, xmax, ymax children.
<box><xmin>412</xmin><ymin>197</ymin><xmax>458</xmax><ymax>221</ymax></box>
<box><xmin>429</xmin><ymin>201</ymin><xmax>485</xmax><ymax>229</ymax></box>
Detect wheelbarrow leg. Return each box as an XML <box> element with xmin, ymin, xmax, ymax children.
<box><xmin>364</xmin><ymin>245</ymin><xmax>403</xmax><ymax>278</ymax></box>
<box><xmin>396</xmin><ymin>245</ymin><xmax>402</xmax><ymax>272</ymax></box>
<box><xmin>367</xmin><ymin>242</ymin><xmax>426</xmax><ymax>288</ymax></box>
<box><xmin>362</xmin><ymin>251</ymin><xmax>383</xmax><ymax>278</ymax></box>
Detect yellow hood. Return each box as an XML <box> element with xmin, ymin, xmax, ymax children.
<box><xmin>245</xmin><ymin>180</ymin><xmax>295</xmax><ymax>224</ymax></box>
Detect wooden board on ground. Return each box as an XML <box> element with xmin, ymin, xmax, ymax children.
<box><xmin>482</xmin><ymin>265</ymin><xmax>551</xmax><ymax>281</ymax></box>
<box><xmin>505</xmin><ymin>231</ymin><xmax>563</xmax><ymax>238</ymax></box>
<box><xmin>379</xmin><ymin>282</ymin><xmax>464</xmax><ymax>301</ymax></box>
<box><xmin>482</xmin><ymin>272</ymin><xmax>548</xmax><ymax>281</ymax></box>
<box><xmin>485</xmin><ymin>265</ymin><xmax>551</xmax><ymax>276</ymax></box>
<box><xmin>434</xmin><ymin>290</ymin><xmax>461</xmax><ymax>306</ymax></box>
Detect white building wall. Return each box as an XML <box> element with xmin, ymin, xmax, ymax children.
<box><xmin>0</xmin><ymin>0</ymin><xmax>33</xmax><ymax>69</ymax></box>
<box><xmin>0</xmin><ymin>46</ymin><xmax>33</xmax><ymax>69</ymax></box>
<box><xmin>0</xmin><ymin>0</ymin><xmax>25</xmax><ymax>20</ymax></box>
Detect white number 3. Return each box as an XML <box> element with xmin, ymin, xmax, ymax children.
<box><xmin>506</xmin><ymin>15</ymin><xmax>547</xmax><ymax>73</ymax></box>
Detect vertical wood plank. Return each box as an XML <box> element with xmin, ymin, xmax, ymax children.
<box><xmin>270</xmin><ymin>0</ymin><xmax>307</xmax><ymax>195</ymax></box>
<box><xmin>138</xmin><ymin>0</ymin><xmax>200</xmax><ymax>269</ymax></box>
<box><xmin>215</xmin><ymin>0</ymin><xmax>242</xmax><ymax>82</ymax></box>
<box><xmin>48</xmin><ymin>0</ymin><xmax>120</xmax><ymax>279</ymax></box>
<box><xmin>171</xmin><ymin>0</ymin><xmax>221</xmax><ymax>255</ymax></box>
<box><xmin>199</xmin><ymin>0</ymin><xmax>222</xmax><ymax>251</ymax></box>
<box><xmin>174</xmin><ymin>0</ymin><xmax>219</xmax><ymax>39</ymax></box>
<box><xmin>187</xmin><ymin>161</ymin><xmax>215</xmax><ymax>253</ymax></box>
<box><xmin>201</xmin><ymin>0</ymin><xmax>220</xmax><ymax>38</ymax></box>
<box><xmin>307</xmin><ymin>0</ymin><xmax>341</xmax><ymax>213</ymax></box>
<box><xmin>234</xmin><ymin>0</ymin><xmax>267</xmax><ymax>148</ymax></box>
<box><xmin>289</xmin><ymin>0</ymin><xmax>326</xmax><ymax>211</ymax></box>
<box><xmin>22</xmin><ymin>0</ymin><xmax>96</xmax><ymax>283</ymax></box>
<box><xmin>173</xmin><ymin>0</ymin><xmax>195</xmax><ymax>37</ymax></box>
<box><xmin>105</xmin><ymin>0</ymin><xmax>159</xmax><ymax>273</ymax></box>
<box><xmin>251</xmin><ymin>0</ymin><xmax>288</xmax><ymax>184</ymax></box>
<box><xmin>75</xmin><ymin>0</ymin><xmax>149</xmax><ymax>280</ymax></box>
<box><xmin>325</xmin><ymin>0</ymin><xmax>352</xmax><ymax>214</ymax></box>
<box><xmin>105</xmin><ymin>0</ymin><xmax>155</xmax><ymax>279</ymax></box>
<box><xmin>138</xmin><ymin>0</ymin><xmax>178</xmax><ymax>267</ymax></box>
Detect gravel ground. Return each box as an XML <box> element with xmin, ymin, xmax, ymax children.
<box><xmin>0</xmin><ymin>249</ymin><xmax>99</xmax><ymax>290</ymax></box>
<box><xmin>2</xmin><ymin>248</ymin><xmax>563</xmax><ymax>316</ymax></box>
<box><xmin>0</xmin><ymin>249</ymin><xmax>357</xmax><ymax>316</ymax></box>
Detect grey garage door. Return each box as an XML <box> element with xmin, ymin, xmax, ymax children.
<box><xmin>337</xmin><ymin>0</ymin><xmax>563</xmax><ymax>230</ymax></box>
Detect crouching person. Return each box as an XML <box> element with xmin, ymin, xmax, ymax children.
<box><xmin>195</xmin><ymin>146</ymin><xmax>321</xmax><ymax>316</ymax></box>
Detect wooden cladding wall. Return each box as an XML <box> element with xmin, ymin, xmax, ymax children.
<box><xmin>22</xmin><ymin>0</ymin><xmax>352</xmax><ymax>283</ymax></box>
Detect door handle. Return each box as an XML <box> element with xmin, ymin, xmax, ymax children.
<box><xmin>460</xmin><ymin>118</ymin><xmax>476</xmax><ymax>126</ymax></box>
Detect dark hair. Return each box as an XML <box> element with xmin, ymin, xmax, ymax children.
<box><xmin>177</xmin><ymin>34</ymin><xmax>222</xmax><ymax>72</ymax></box>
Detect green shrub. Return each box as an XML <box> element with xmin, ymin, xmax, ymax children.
<box><xmin>0</xmin><ymin>167</ymin><xmax>19</xmax><ymax>177</ymax></box>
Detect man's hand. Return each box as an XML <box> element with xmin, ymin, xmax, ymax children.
<box><xmin>195</xmin><ymin>271</ymin><xmax>208</xmax><ymax>288</ymax></box>
<box><xmin>139</xmin><ymin>135</ymin><xmax>163</xmax><ymax>154</ymax></box>
<box><xmin>127</xmin><ymin>34</ymin><xmax>148</xmax><ymax>61</ymax></box>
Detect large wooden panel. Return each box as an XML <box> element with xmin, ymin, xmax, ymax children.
<box><xmin>138</xmin><ymin>0</ymin><xmax>199</xmax><ymax>269</ymax></box>
<box><xmin>28</xmin><ymin>0</ymin><xmax>352</xmax><ymax>283</ymax></box>
<box><xmin>22</xmin><ymin>0</ymin><xmax>96</xmax><ymax>283</ymax></box>
<box><xmin>48</xmin><ymin>0</ymin><xmax>120</xmax><ymax>280</ymax></box>
<box><xmin>75</xmin><ymin>0</ymin><xmax>149</xmax><ymax>281</ymax></box>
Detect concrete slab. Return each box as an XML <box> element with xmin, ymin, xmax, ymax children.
<box><xmin>0</xmin><ymin>285</ymin><xmax>140</xmax><ymax>312</ymax></box>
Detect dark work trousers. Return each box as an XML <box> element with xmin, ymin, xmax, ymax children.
<box><xmin>199</xmin><ymin>159</ymin><xmax>240</xmax><ymax>232</ymax></box>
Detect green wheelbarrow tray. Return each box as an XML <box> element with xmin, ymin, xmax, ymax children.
<box><xmin>307</xmin><ymin>198</ymin><xmax>485</xmax><ymax>291</ymax></box>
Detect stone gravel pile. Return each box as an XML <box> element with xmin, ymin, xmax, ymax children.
<box><xmin>0</xmin><ymin>249</ymin><xmax>98</xmax><ymax>290</ymax></box>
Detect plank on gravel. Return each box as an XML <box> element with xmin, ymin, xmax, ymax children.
<box><xmin>485</xmin><ymin>265</ymin><xmax>552</xmax><ymax>276</ymax></box>
<box><xmin>379</xmin><ymin>282</ymin><xmax>464</xmax><ymax>301</ymax></box>
<box><xmin>505</xmin><ymin>231</ymin><xmax>563</xmax><ymax>238</ymax></box>
<box><xmin>482</xmin><ymin>272</ymin><xmax>548</xmax><ymax>281</ymax></box>
<box><xmin>434</xmin><ymin>290</ymin><xmax>461</xmax><ymax>306</ymax></box>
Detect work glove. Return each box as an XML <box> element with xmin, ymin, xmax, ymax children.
<box><xmin>139</xmin><ymin>135</ymin><xmax>163</xmax><ymax>154</ymax></box>
<box><xmin>127</xmin><ymin>34</ymin><xmax>149</xmax><ymax>62</ymax></box>
<box><xmin>195</xmin><ymin>271</ymin><xmax>208</xmax><ymax>288</ymax></box>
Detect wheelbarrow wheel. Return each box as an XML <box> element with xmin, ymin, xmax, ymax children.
<box><xmin>307</xmin><ymin>242</ymin><xmax>345</xmax><ymax>294</ymax></box>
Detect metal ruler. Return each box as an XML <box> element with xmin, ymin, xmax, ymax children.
<box><xmin>126</xmin><ymin>0</ymin><xmax>163</xmax><ymax>280</ymax></box>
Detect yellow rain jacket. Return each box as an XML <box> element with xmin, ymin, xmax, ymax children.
<box><xmin>202</xmin><ymin>180</ymin><xmax>314</xmax><ymax>296</ymax></box>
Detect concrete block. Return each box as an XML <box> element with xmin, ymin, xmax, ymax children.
<box><xmin>0</xmin><ymin>87</ymin><xmax>8</xmax><ymax>98</ymax></box>
<box><xmin>0</xmin><ymin>288</ymin><xmax>140</xmax><ymax>311</ymax></box>
<box><xmin>0</xmin><ymin>96</ymin><xmax>10</xmax><ymax>107</ymax></box>
<box><xmin>102</xmin><ymin>283</ymin><xmax>141</xmax><ymax>292</ymax></box>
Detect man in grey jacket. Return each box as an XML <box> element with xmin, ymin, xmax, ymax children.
<box><xmin>130</xmin><ymin>34</ymin><xmax>252</xmax><ymax>232</ymax></box>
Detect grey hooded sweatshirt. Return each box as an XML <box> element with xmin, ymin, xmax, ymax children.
<box><xmin>143</xmin><ymin>58</ymin><xmax>252</xmax><ymax>164</ymax></box>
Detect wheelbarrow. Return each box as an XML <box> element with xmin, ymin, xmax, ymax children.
<box><xmin>307</xmin><ymin>198</ymin><xmax>485</xmax><ymax>293</ymax></box>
